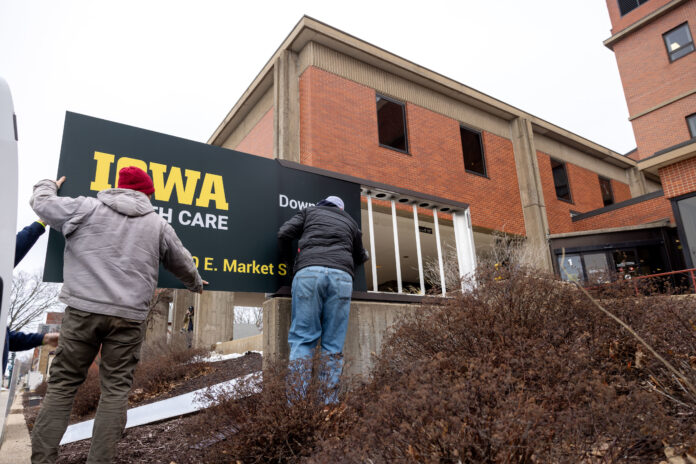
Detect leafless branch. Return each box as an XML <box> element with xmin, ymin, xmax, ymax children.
<box><xmin>9</xmin><ymin>271</ymin><xmax>63</xmax><ymax>331</ymax></box>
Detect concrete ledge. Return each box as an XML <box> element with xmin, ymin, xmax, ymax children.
<box><xmin>263</xmin><ymin>297</ymin><xmax>425</xmax><ymax>378</ymax></box>
<box><xmin>215</xmin><ymin>334</ymin><xmax>263</xmax><ymax>355</ymax></box>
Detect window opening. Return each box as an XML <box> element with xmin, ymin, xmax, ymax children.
<box><xmin>551</xmin><ymin>159</ymin><xmax>572</xmax><ymax>202</ymax></box>
<box><xmin>687</xmin><ymin>113</ymin><xmax>696</xmax><ymax>138</ymax></box>
<box><xmin>599</xmin><ymin>176</ymin><xmax>614</xmax><ymax>207</ymax></box>
<box><xmin>663</xmin><ymin>23</ymin><xmax>695</xmax><ymax>62</ymax></box>
<box><xmin>618</xmin><ymin>0</ymin><xmax>649</xmax><ymax>16</ymax></box>
<box><xmin>460</xmin><ymin>126</ymin><xmax>486</xmax><ymax>176</ymax></box>
<box><xmin>376</xmin><ymin>95</ymin><xmax>408</xmax><ymax>152</ymax></box>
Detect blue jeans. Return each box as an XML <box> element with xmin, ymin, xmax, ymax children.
<box><xmin>288</xmin><ymin>266</ymin><xmax>353</xmax><ymax>401</ymax></box>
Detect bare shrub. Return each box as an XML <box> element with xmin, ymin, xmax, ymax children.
<box><xmin>72</xmin><ymin>364</ymin><xmax>101</xmax><ymax>419</ymax></box>
<box><xmin>197</xmin><ymin>266</ymin><xmax>696</xmax><ymax>463</ymax></box>
<box><xmin>187</xmin><ymin>355</ymin><xmax>351</xmax><ymax>463</ymax></box>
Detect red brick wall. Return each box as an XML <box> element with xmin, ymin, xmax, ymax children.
<box><xmin>537</xmin><ymin>152</ymin><xmax>633</xmax><ymax>234</ymax></box>
<box><xmin>572</xmin><ymin>195</ymin><xmax>675</xmax><ymax>231</ymax></box>
<box><xmin>613</xmin><ymin>179</ymin><xmax>633</xmax><ymax>203</ymax></box>
<box><xmin>610</xmin><ymin>1</ymin><xmax>696</xmax><ymax>159</ymax></box>
<box><xmin>660</xmin><ymin>156</ymin><xmax>696</xmax><ymax>197</ymax></box>
<box><xmin>606</xmin><ymin>0</ymin><xmax>673</xmax><ymax>34</ymax></box>
<box><xmin>233</xmin><ymin>108</ymin><xmax>274</xmax><ymax>158</ymax></box>
<box><xmin>45</xmin><ymin>312</ymin><xmax>63</xmax><ymax>324</ymax></box>
<box><xmin>299</xmin><ymin>66</ymin><xmax>526</xmax><ymax>235</ymax></box>
<box><xmin>632</xmin><ymin>93</ymin><xmax>696</xmax><ymax>159</ymax></box>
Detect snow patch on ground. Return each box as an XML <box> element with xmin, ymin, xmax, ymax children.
<box><xmin>198</xmin><ymin>350</ymin><xmax>262</xmax><ymax>363</ymax></box>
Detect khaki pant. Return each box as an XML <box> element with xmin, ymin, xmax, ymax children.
<box><xmin>31</xmin><ymin>307</ymin><xmax>145</xmax><ymax>464</ymax></box>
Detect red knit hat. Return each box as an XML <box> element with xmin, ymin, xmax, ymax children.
<box><xmin>117</xmin><ymin>166</ymin><xmax>155</xmax><ymax>195</ymax></box>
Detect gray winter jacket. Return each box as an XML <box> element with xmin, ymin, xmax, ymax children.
<box><xmin>31</xmin><ymin>180</ymin><xmax>202</xmax><ymax>321</ymax></box>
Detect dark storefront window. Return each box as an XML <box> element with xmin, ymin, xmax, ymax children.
<box><xmin>460</xmin><ymin>126</ymin><xmax>486</xmax><ymax>176</ymax></box>
<box><xmin>551</xmin><ymin>159</ymin><xmax>572</xmax><ymax>202</ymax></box>
<box><xmin>558</xmin><ymin>254</ymin><xmax>583</xmax><ymax>282</ymax></box>
<box><xmin>599</xmin><ymin>176</ymin><xmax>614</xmax><ymax>206</ymax></box>
<box><xmin>376</xmin><ymin>95</ymin><xmax>408</xmax><ymax>152</ymax></box>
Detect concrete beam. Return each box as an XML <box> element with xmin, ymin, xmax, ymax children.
<box><xmin>171</xmin><ymin>289</ymin><xmax>196</xmax><ymax>335</ymax></box>
<box><xmin>510</xmin><ymin>117</ymin><xmax>553</xmax><ymax>271</ymax></box>
<box><xmin>193</xmin><ymin>291</ymin><xmax>235</xmax><ymax>350</ymax></box>
<box><xmin>145</xmin><ymin>289</ymin><xmax>172</xmax><ymax>348</ymax></box>
<box><xmin>263</xmin><ymin>297</ymin><xmax>421</xmax><ymax>378</ymax></box>
<box><xmin>273</xmin><ymin>49</ymin><xmax>300</xmax><ymax>162</ymax></box>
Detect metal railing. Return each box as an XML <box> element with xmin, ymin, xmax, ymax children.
<box><xmin>361</xmin><ymin>185</ymin><xmax>476</xmax><ymax>296</ymax></box>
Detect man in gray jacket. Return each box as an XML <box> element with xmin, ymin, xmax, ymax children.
<box><xmin>30</xmin><ymin>167</ymin><xmax>204</xmax><ymax>464</ymax></box>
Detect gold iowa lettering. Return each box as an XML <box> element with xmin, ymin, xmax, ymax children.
<box><xmin>89</xmin><ymin>152</ymin><xmax>229</xmax><ymax>211</ymax></box>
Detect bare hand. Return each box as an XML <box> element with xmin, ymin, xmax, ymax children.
<box><xmin>55</xmin><ymin>176</ymin><xmax>66</xmax><ymax>189</ymax></box>
<box><xmin>43</xmin><ymin>332</ymin><xmax>59</xmax><ymax>347</ymax></box>
<box><xmin>197</xmin><ymin>280</ymin><xmax>209</xmax><ymax>294</ymax></box>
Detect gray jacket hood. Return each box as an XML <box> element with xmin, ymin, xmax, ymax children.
<box><xmin>97</xmin><ymin>189</ymin><xmax>154</xmax><ymax>217</ymax></box>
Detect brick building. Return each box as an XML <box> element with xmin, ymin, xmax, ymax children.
<box><xmin>604</xmin><ymin>0</ymin><xmax>696</xmax><ymax>268</ymax></box>
<box><xmin>200</xmin><ymin>16</ymin><xmax>687</xmax><ymax>291</ymax></box>
<box><xmin>31</xmin><ymin>311</ymin><xmax>63</xmax><ymax>380</ymax></box>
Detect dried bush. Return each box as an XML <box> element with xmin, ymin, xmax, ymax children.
<box><xmin>33</xmin><ymin>381</ymin><xmax>48</xmax><ymax>397</ymax></box>
<box><xmin>196</xmin><ymin>266</ymin><xmax>696</xmax><ymax>463</ymax></box>
<box><xmin>72</xmin><ymin>364</ymin><xmax>101</xmax><ymax>419</ymax></box>
<box><xmin>187</xmin><ymin>355</ymin><xmax>351</xmax><ymax>463</ymax></box>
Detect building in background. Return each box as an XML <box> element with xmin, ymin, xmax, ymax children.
<box><xmin>205</xmin><ymin>16</ymin><xmax>683</xmax><ymax>287</ymax></box>
<box><xmin>604</xmin><ymin>0</ymin><xmax>696</xmax><ymax>267</ymax></box>
<box><xmin>31</xmin><ymin>312</ymin><xmax>63</xmax><ymax>380</ymax></box>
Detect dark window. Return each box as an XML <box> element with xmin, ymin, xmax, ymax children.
<box><xmin>376</xmin><ymin>95</ymin><xmax>408</xmax><ymax>152</ymax></box>
<box><xmin>460</xmin><ymin>126</ymin><xmax>486</xmax><ymax>176</ymax></box>
<box><xmin>663</xmin><ymin>23</ymin><xmax>695</xmax><ymax>62</ymax></box>
<box><xmin>618</xmin><ymin>0</ymin><xmax>649</xmax><ymax>16</ymax></box>
<box><xmin>551</xmin><ymin>159</ymin><xmax>572</xmax><ymax>202</ymax></box>
<box><xmin>599</xmin><ymin>176</ymin><xmax>614</xmax><ymax>207</ymax></box>
<box><xmin>687</xmin><ymin>113</ymin><xmax>696</xmax><ymax>138</ymax></box>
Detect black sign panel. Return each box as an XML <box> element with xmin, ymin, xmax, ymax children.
<box><xmin>43</xmin><ymin>112</ymin><xmax>366</xmax><ymax>292</ymax></box>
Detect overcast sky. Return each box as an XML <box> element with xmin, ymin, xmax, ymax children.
<box><xmin>1</xmin><ymin>0</ymin><xmax>634</xmax><ymax>273</ymax></box>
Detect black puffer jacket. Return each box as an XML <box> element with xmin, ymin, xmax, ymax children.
<box><xmin>278</xmin><ymin>206</ymin><xmax>369</xmax><ymax>278</ymax></box>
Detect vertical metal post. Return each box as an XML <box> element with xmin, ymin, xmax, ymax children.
<box><xmin>412</xmin><ymin>204</ymin><xmax>425</xmax><ymax>295</ymax></box>
<box><xmin>367</xmin><ymin>195</ymin><xmax>378</xmax><ymax>292</ymax></box>
<box><xmin>433</xmin><ymin>207</ymin><xmax>446</xmax><ymax>295</ymax></box>
<box><xmin>452</xmin><ymin>208</ymin><xmax>477</xmax><ymax>291</ymax></box>
<box><xmin>391</xmin><ymin>199</ymin><xmax>403</xmax><ymax>293</ymax></box>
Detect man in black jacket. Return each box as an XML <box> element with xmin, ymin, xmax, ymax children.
<box><xmin>278</xmin><ymin>196</ymin><xmax>368</xmax><ymax>401</ymax></box>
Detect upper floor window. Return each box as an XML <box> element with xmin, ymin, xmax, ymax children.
<box><xmin>551</xmin><ymin>158</ymin><xmax>572</xmax><ymax>203</ymax></box>
<box><xmin>687</xmin><ymin>113</ymin><xmax>696</xmax><ymax>138</ymax></box>
<box><xmin>599</xmin><ymin>176</ymin><xmax>614</xmax><ymax>207</ymax></box>
<box><xmin>618</xmin><ymin>0</ymin><xmax>649</xmax><ymax>16</ymax></box>
<box><xmin>663</xmin><ymin>23</ymin><xmax>695</xmax><ymax>62</ymax></box>
<box><xmin>376</xmin><ymin>95</ymin><xmax>408</xmax><ymax>153</ymax></box>
<box><xmin>460</xmin><ymin>125</ymin><xmax>486</xmax><ymax>176</ymax></box>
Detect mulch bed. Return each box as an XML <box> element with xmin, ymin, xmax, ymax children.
<box><xmin>23</xmin><ymin>352</ymin><xmax>261</xmax><ymax>463</ymax></box>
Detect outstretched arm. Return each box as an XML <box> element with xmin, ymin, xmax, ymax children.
<box><xmin>14</xmin><ymin>221</ymin><xmax>46</xmax><ymax>267</ymax></box>
<box><xmin>160</xmin><ymin>224</ymin><xmax>204</xmax><ymax>293</ymax></box>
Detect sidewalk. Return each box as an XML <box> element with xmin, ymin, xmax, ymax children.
<box><xmin>0</xmin><ymin>393</ymin><xmax>32</xmax><ymax>464</ymax></box>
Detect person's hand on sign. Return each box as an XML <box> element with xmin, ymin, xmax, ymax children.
<box><xmin>55</xmin><ymin>176</ymin><xmax>66</xmax><ymax>190</ymax></box>
<box><xmin>197</xmin><ymin>280</ymin><xmax>209</xmax><ymax>294</ymax></box>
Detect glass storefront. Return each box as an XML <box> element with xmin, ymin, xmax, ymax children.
<box><xmin>676</xmin><ymin>194</ymin><xmax>696</xmax><ymax>267</ymax></box>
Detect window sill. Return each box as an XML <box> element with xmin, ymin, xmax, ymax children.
<box><xmin>378</xmin><ymin>143</ymin><xmax>410</xmax><ymax>155</ymax></box>
<box><xmin>465</xmin><ymin>169</ymin><xmax>489</xmax><ymax>179</ymax></box>
<box><xmin>557</xmin><ymin>197</ymin><xmax>574</xmax><ymax>205</ymax></box>
<box><xmin>668</xmin><ymin>45</ymin><xmax>695</xmax><ymax>62</ymax></box>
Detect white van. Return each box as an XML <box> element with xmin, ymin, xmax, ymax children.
<box><xmin>0</xmin><ymin>77</ymin><xmax>19</xmax><ymax>441</ymax></box>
